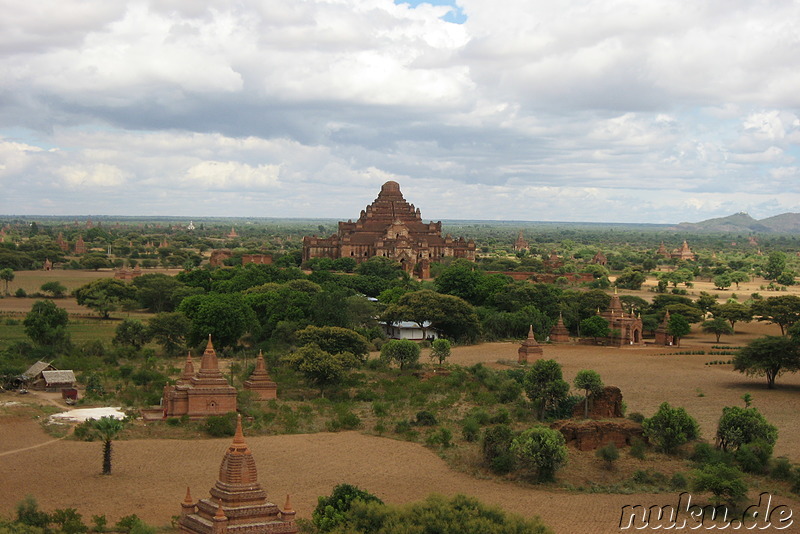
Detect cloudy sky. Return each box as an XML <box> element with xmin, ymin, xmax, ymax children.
<box><xmin>2</xmin><ymin>0</ymin><xmax>799</xmax><ymax>223</ymax></box>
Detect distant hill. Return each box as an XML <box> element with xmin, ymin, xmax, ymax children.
<box><xmin>673</xmin><ymin>212</ymin><xmax>800</xmax><ymax>234</ymax></box>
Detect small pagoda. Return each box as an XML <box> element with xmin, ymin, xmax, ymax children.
<box><xmin>243</xmin><ymin>351</ymin><xmax>278</xmax><ymax>400</ymax></box>
<box><xmin>518</xmin><ymin>325</ymin><xmax>543</xmax><ymax>364</ymax></box>
<box><xmin>549</xmin><ymin>313</ymin><xmax>570</xmax><ymax>343</ymax></box>
<box><xmin>162</xmin><ymin>337</ymin><xmax>237</xmax><ymax>419</ymax></box>
<box><xmin>178</xmin><ymin>415</ymin><xmax>298</xmax><ymax>534</ymax></box>
<box><xmin>654</xmin><ymin>310</ymin><xmax>674</xmax><ymax>346</ymax></box>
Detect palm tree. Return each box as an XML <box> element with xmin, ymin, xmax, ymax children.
<box><xmin>92</xmin><ymin>416</ymin><xmax>125</xmax><ymax>475</ymax></box>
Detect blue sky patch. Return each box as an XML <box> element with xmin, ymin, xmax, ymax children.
<box><xmin>395</xmin><ymin>0</ymin><xmax>467</xmax><ymax>24</ymax></box>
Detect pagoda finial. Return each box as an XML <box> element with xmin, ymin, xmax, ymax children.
<box><xmin>233</xmin><ymin>414</ymin><xmax>245</xmax><ymax>445</ymax></box>
<box><xmin>527</xmin><ymin>324</ymin><xmax>534</xmax><ymax>339</ymax></box>
<box><xmin>183</xmin><ymin>487</ymin><xmax>193</xmax><ymax>505</ymax></box>
<box><xmin>284</xmin><ymin>494</ymin><xmax>294</xmax><ymax>513</ymax></box>
<box><xmin>214</xmin><ymin>499</ymin><xmax>227</xmax><ymax>520</ymax></box>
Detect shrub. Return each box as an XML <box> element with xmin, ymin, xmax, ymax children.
<box><xmin>769</xmin><ymin>457</ymin><xmax>793</xmax><ymax>481</ymax></box>
<box><xmin>510</xmin><ymin>426</ymin><xmax>568</xmax><ymax>482</ymax></box>
<box><xmin>412</xmin><ymin>410</ymin><xmax>437</xmax><ymax>427</ymax></box>
<box><xmin>734</xmin><ymin>440</ymin><xmax>772</xmax><ymax>474</ymax></box>
<box><xmin>326</xmin><ymin>409</ymin><xmax>361</xmax><ymax>432</ymax></box>
<box><xmin>596</xmin><ymin>442</ymin><xmax>619</xmax><ymax>469</ymax></box>
<box><xmin>690</xmin><ymin>442</ymin><xmax>734</xmax><ymax>466</ymax></box>
<box><xmin>461</xmin><ymin>418</ymin><xmax>480</xmax><ymax>442</ymax></box>
<box><xmin>312</xmin><ymin>483</ymin><xmax>383</xmax><ymax>532</ymax></box>
<box><xmin>716</xmin><ymin>406</ymin><xmax>778</xmax><ymax>452</ymax></box>
<box><xmin>670</xmin><ymin>472</ymin><xmax>688</xmax><ymax>490</ymax></box>
<box><xmin>691</xmin><ymin>463</ymin><xmax>748</xmax><ymax>508</ymax></box>
<box><xmin>627</xmin><ymin>412</ymin><xmax>645</xmax><ymax>423</ymax></box>
<box><xmin>371</xmin><ymin>402</ymin><xmax>389</xmax><ymax>418</ymax></box>
<box><xmin>629</xmin><ymin>438</ymin><xmax>647</xmax><ymax>460</ymax></box>
<box><xmin>497</xmin><ymin>378</ymin><xmax>522</xmax><ymax>403</ymax></box>
<box><xmin>426</xmin><ymin>427</ymin><xmax>452</xmax><ymax>448</ymax></box>
<box><xmin>15</xmin><ymin>287</ymin><xmax>27</xmax><ymax>298</ymax></box>
<box><xmin>482</xmin><ymin>424</ymin><xmax>516</xmax><ymax>474</ymax></box>
<box><xmin>204</xmin><ymin>413</ymin><xmax>238</xmax><ymax>437</ymax></box>
<box><xmin>489</xmin><ymin>408</ymin><xmax>511</xmax><ymax>425</ymax></box>
<box><xmin>642</xmin><ymin>402</ymin><xmax>699</xmax><ymax>454</ymax></box>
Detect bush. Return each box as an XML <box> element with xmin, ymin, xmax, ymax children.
<box><xmin>326</xmin><ymin>408</ymin><xmax>361</xmax><ymax>432</ymax></box>
<box><xmin>671</xmin><ymin>472</ymin><xmax>688</xmax><ymax>490</ymax></box>
<box><xmin>15</xmin><ymin>288</ymin><xmax>27</xmax><ymax>298</ymax></box>
<box><xmin>489</xmin><ymin>408</ymin><xmax>511</xmax><ymax>425</ymax></box>
<box><xmin>426</xmin><ymin>427</ymin><xmax>452</xmax><ymax>448</ymax></box>
<box><xmin>312</xmin><ymin>483</ymin><xmax>383</xmax><ymax>532</ymax></box>
<box><xmin>691</xmin><ymin>463</ymin><xmax>748</xmax><ymax>508</ymax></box>
<box><xmin>482</xmin><ymin>424</ymin><xmax>516</xmax><ymax>474</ymax></box>
<box><xmin>769</xmin><ymin>457</ymin><xmax>793</xmax><ymax>481</ymax></box>
<box><xmin>734</xmin><ymin>440</ymin><xmax>772</xmax><ymax>474</ymax></box>
<box><xmin>412</xmin><ymin>410</ymin><xmax>437</xmax><ymax>427</ymax></box>
<box><xmin>642</xmin><ymin>402</ymin><xmax>699</xmax><ymax>454</ymax></box>
<box><xmin>510</xmin><ymin>426</ymin><xmax>568</xmax><ymax>482</ymax></box>
<box><xmin>716</xmin><ymin>406</ymin><xmax>778</xmax><ymax>452</ymax></box>
<box><xmin>596</xmin><ymin>442</ymin><xmax>619</xmax><ymax>469</ymax></box>
<box><xmin>204</xmin><ymin>413</ymin><xmax>238</xmax><ymax>437</ymax></box>
<box><xmin>461</xmin><ymin>418</ymin><xmax>480</xmax><ymax>442</ymax></box>
<box><xmin>629</xmin><ymin>438</ymin><xmax>647</xmax><ymax>460</ymax></box>
<box><xmin>627</xmin><ymin>412</ymin><xmax>645</xmax><ymax>423</ymax></box>
<box><xmin>690</xmin><ymin>442</ymin><xmax>734</xmax><ymax>466</ymax></box>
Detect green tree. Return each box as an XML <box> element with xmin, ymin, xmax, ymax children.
<box><xmin>434</xmin><ymin>259</ymin><xmax>484</xmax><ymax>304</ymax></box>
<box><xmin>283</xmin><ymin>344</ymin><xmax>359</xmax><ymax>396</ymax></box>
<box><xmin>23</xmin><ymin>300</ymin><xmax>70</xmax><ymax>348</ymax></box>
<box><xmin>295</xmin><ymin>325</ymin><xmax>370</xmax><ymax>360</ymax></box>
<box><xmin>39</xmin><ymin>281</ymin><xmax>67</xmax><ymax>298</ymax></box>
<box><xmin>112</xmin><ymin>319</ymin><xmax>152</xmax><ymax>351</ymax></box>
<box><xmin>91</xmin><ymin>416</ymin><xmax>125</xmax><ymax>475</ymax></box>
<box><xmin>614</xmin><ymin>268</ymin><xmax>646</xmax><ymax>290</ymax></box>
<box><xmin>695</xmin><ymin>292</ymin><xmax>718</xmax><ymax>314</ymax></box>
<box><xmin>328</xmin><ymin>493</ymin><xmax>552</xmax><ymax>534</ymax></box>
<box><xmin>713</xmin><ymin>302</ymin><xmax>752</xmax><ymax>332</ymax></box>
<box><xmin>313</xmin><ymin>483</ymin><xmax>383</xmax><ymax>532</ymax></box>
<box><xmin>178</xmin><ymin>293</ymin><xmax>257</xmax><ymax>350</ymax></box>
<box><xmin>642</xmin><ymin>402</ymin><xmax>699</xmax><ymax>454</ymax></box>
<box><xmin>74</xmin><ymin>278</ymin><xmax>137</xmax><ymax>319</ymax></box>
<box><xmin>0</xmin><ymin>268</ymin><xmax>14</xmax><ymax>295</ymax></box>
<box><xmin>573</xmin><ymin>369</ymin><xmax>603</xmax><ymax>419</ymax></box>
<box><xmin>510</xmin><ymin>426</ymin><xmax>568</xmax><ymax>482</ymax></box>
<box><xmin>733</xmin><ymin>335</ymin><xmax>800</xmax><ymax>389</ymax></box>
<box><xmin>383</xmin><ymin>289</ymin><xmax>480</xmax><ymax>343</ymax></box>
<box><xmin>524</xmin><ymin>359</ymin><xmax>570</xmax><ymax>420</ymax></box>
<box><xmin>147</xmin><ymin>312</ymin><xmax>191</xmax><ymax>356</ymax></box>
<box><xmin>79</xmin><ymin>254</ymin><xmax>111</xmax><ymax>271</ymax></box>
<box><xmin>764</xmin><ymin>251</ymin><xmax>787</xmax><ymax>280</ymax></box>
<box><xmin>354</xmin><ymin>256</ymin><xmax>404</xmax><ymax>279</ymax></box>
<box><xmin>715</xmin><ymin>405</ymin><xmax>778</xmax><ymax>452</ymax></box>
<box><xmin>728</xmin><ymin>271</ymin><xmax>750</xmax><ymax>290</ymax></box>
<box><xmin>579</xmin><ymin>315</ymin><xmax>609</xmax><ymax>343</ymax></box>
<box><xmin>380</xmin><ymin>339</ymin><xmax>421</xmax><ymax>370</ymax></box>
<box><xmin>132</xmin><ymin>273</ymin><xmax>198</xmax><ymax>312</ymax></box>
<box><xmin>691</xmin><ymin>463</ymin><xmax>748</xmax><ymax>509</ymax></box>
<box><xmin>667</xmin><ymin>314</ymin><xmax>691</xmax><ymax>346</ymax></box>
<box><xmin>751</xmin><ymin>295</ymin><xmax>800</xmax><ymax>335</ymax></box>
<box><xmin>430</xmin><ymin>338</ymin><xmax>451</xmax><ymax>365</ymax></box>
<box><xmin>713</xmin><ymin>273</ymin><xmax>732</xmax><ymax>290</ymax></box>
<box><xmin>701</xmin><ymin>317</ymin><xmax>734</xmax><ymax>343</ymax></box>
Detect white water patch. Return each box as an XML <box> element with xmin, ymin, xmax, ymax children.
<box><xmin>49</xmin><ymin>407</ymin><xmax>126</xmax><ymax>423</ymax></box>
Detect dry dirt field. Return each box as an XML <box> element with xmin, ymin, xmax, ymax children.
<box><xmin>2</xmin><ymin>321</ymin><xmax>800</xmax><ymax>533</ymax></box>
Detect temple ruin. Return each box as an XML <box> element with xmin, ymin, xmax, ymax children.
<box><xmin>302</xmin><ymin>181</ymin><xmax>476</xmax><ymax>278</ymax></box>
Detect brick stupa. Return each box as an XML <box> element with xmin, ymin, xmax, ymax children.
<box><xmin>162</xmin><ymin>337</ymin><xmax>237</xmax><ymax>419</ymax></box>
<box><xmin>549</xmin><ymin>313</ymin><xmax>570</xmax><ymax>343</ymax></box>
<box><xmin>517</xmin><ymin>325</ymin><xmax>543</xmax><ymax>364</ymax></box>
<box><xmin>179</xmin><ymin>415</ymin><xmax>298</xmax><ymax>534</ymax></box>
<box><xmin>243</xmin><ymin>351</ymin><xmax>278</xmax><ymax>400</ymax></box>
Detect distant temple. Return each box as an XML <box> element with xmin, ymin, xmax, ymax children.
<box><xmin>657</xmin><ymin>241</ymin><xmax>696</xmax><ymax>261</ymax></box>
<box><xmin>654</xmin><ymin>310</ymin><xmax>674</xmax><ymax>346</ymax></box>
<box><xmin>513</xmin><ymin>231</ymin><xmax>529</xmax><ymax>252</ymax></box>
<box><xmin>598</xmin><ymin>290</ymin><xmax>643</xmax><ymax>346</ymax></box>
<box><xmin>178</xmin><ymin>415</ymin><xmax>298</xmax><ymax>534</ymax></box>
<box><xmin>302</xmin><ymin>181</ymin><xmax>476</xmax><ymax>278</ymax></box>
<box><xmin>549</xmin><ymin>313</ymin><xmax>570</xmax><ymax>343</ymax></box>
<box><xmin>162</xmin><ymin>337</ymin><xmax>237</xmax><ymax>419</ymax></box>
<box><xmin>517</xmin><ymin>325</ymin><xmax>543</xmax><ymax>364</ymax></box>
<box><xmin>74</xmin><ymin>235</ymin><xmax>87</xmax><ymax>255</ymax></box>
<box><xmin>243</xmin><ymin>351</ymin><xmax>278</xmax><ymax>400</ymax></box>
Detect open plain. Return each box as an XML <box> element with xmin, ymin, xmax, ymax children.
<box><xmin>2</xmin><ymin>319</ymin><xmax>799</xmax><ymax>533</ymax></box>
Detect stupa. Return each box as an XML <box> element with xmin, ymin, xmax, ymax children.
<box><xmin>517</xmin><ymin>325</ymin><xmax>543</xmax><ymax>364</ymax></box>
<box><xmin>162</xmin><ymin>337</ymin><xmax>238</xmax><ymax>419</ymax></box>
<box><xmin>548</xmin><ymin>313</ymin><xmax>570</xmax><ymax>343</ymax></box>
<box><xmin>243</xmin><ymin>351</ymin><xmax>278</xmax><ymax>400</ymax></box>
<box><xmin>178</xmin><ymin>415</ymin><xmax>298</xmax><ymax>533</ymax></box>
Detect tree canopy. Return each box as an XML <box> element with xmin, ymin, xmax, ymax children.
<box><xmin>733</xmin><ymin>335</ymin><xmax>800</xmax><ymax>389</ymax></box>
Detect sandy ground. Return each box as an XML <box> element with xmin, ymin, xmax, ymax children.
<box><xmin>2</xmin><ymin>321</ymin><xmax>800</xmax><ymax>533</ymax></box>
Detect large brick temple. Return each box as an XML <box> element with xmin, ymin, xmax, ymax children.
<box><xmin>162</xmin><ymin>337</ymin><xmax>237</xmax><ymax>419</ymax></box>
<box><xmin>302</xmin><ymin>181</ymin><xmax>476</xmax><ymax>278</ymax></box>
<box><xmin>178</xmin><ymin>415</ymin><xmax>298</xmax><ymax>533</ymax></box>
